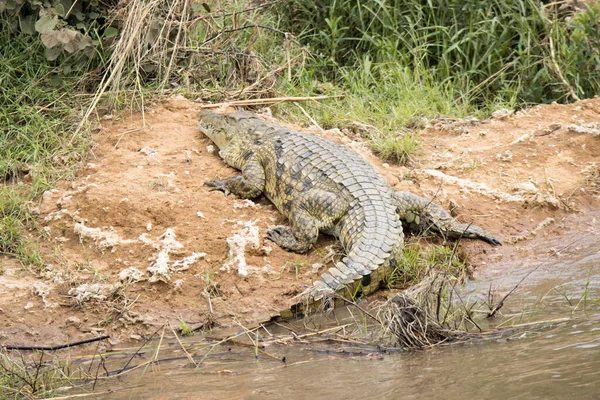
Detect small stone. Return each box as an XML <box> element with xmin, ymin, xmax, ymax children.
<box><xmin>66</xmin><ymin>316</ymin><xmax>82</xmax><ymax>327</ymax></box>
<box><xmin>491</xmin><ymin>109</ymin><xmax>514</xmax><ymax>120</ymax></box>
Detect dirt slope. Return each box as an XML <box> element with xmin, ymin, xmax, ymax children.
<box><xmin>1</xmin><ymin>96</ymin><xmax>598</xmax><ymax>347</ymax></box>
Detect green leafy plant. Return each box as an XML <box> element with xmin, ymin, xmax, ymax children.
<box><xmin>0</xmin><ymin>0</ymin><xmax>116</xmax><ymax>63</ymax></box>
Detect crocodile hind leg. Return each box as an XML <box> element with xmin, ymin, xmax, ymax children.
<box><xmin>392</xmin><ymin>191</ymin><xmax>501</xmax><ymax>246</ymax></box>
<box><xmin>267</xmin><ymin>188</ymin><xmax>349</xmax><ymax>253</ymax></box>
<box><xmin>205</xmin><ymin>156</ymin><xmax>265</xmax><ymax>198</ymax></box>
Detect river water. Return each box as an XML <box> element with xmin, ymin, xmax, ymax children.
<box><xmin>72</xmin><ymin>213</ymin><xmax>599</xmax><ymax>399</ymax></box>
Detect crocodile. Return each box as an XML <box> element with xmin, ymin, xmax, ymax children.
<box><xmin>198</xmin><ymin>110</ymin><xmax>500</xmax><ymax>313</ymax></box>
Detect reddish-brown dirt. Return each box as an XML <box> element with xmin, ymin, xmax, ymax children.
<box><xmin>1</xmin><ymin>96</ymin><xmax>598</xmax><ymax>348</ymax></box>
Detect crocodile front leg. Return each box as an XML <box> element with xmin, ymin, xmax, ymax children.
<box><xmin>205</xmin><ymin>156</ymin><xmax>265</xmax><ymax>198</ymax></box>
<box><xmin>393</xmin><ymin>191</ymin><xmax>501</xmax><ymax>246</ymax></box>
<box><xmin>267</xmin><ymin>189</ymin><xmax>349</xmax><ymax>253</ymax></box>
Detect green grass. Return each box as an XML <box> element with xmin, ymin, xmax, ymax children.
<box><xmin>276</xmin><ymin>0</ymin><xmax>600</xmax><ymax>107</ymax></box>
<box><xmin>0</xmin><ymin>24</ymin><xmax>94</xmax><ymax>265</ymax></box>
<box><xmin>0</xmin><ymin>350</ymin><xmax>91</xmax><ymax>399</ymax></box>
<box><xmin>274</xmin><ymin>56</ymin><xmax>484</xmax><ymax>164</ymax></box>
<box><xmin>388</xmin><ymin>241</ymin><xmax>468</xmax><ymax>288</ymax></box>
<box><xmin>268</xmin><ymin>1</ymin><xmax>600</xmax><ymax>163</ymax></box>
<box><xmin>178</xmin><ymin>316</ymin><xmax>195</xmax><ymax>337</ymax></box>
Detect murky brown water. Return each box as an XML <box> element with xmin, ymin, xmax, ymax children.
<box><xmin>69</xmin><ymin>213</ymin><xmax>600</xmax><ymax>399</ymax></box>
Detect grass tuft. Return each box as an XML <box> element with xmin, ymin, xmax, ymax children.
<box><xmin>387</xmin><ymin>241</ymin><xmax>469</xmax><ymax>289</ymax></box>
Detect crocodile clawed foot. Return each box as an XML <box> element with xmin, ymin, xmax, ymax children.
<box><xmin>483</xmin><ymin>236</ymin><xmax>502</xmax><ymax>246</ymax></box>
<box><xmin>266</xmin><ymin>225</ymin><xmax>300</xmax><ymax>250</ymax></box>
<box><xmin>266</xmin><ymin>225</ymin><xmax>292</xmax><ymax>243</ymax></box>
<box><xmin>204</xmin><ymin>179</ymin><xmax>230</xmax><ymax>196</ymax></box>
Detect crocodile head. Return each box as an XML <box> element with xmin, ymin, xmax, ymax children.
<box><xmin>198</xmin><ymin>110</ymin><xmax>252</xmax><ymax>150</ymax></box>
<box><xmin>198</xmin><ymin>110</ymin><xmax>257</xmax><ymax>168</ymax></box>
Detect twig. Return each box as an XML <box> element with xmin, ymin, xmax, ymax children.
<box><xmin>38</xmin><ymin>387</ymin><xmax>142</xmax><ymax>400</ymax></box>
<box><xmin>296</xmin><ymin>103</ymin><xmax>324</xmax><ymax>132</ymax></box>
<box><xmin>180</xmin><ymin>48</ymin><xmax>268</xmax><ymax>61</ymax></box>
<box><xmin>161</xmin><ymin>0</ymin><xmax>188</xmax><ymax>91</ymax></box>
<box><xmin>269</xmin><ymin>324</ymin><xmax>352</xmax><ymax>345</ymax></box>
<box><xmin>180</xmin><ymin>1</ymin><xmax>279</xmax><ymax>25</ymax></box>
<box><xmin>487</xmin><ymin>235</ymin><xmax>587</xmax><ymax>318</ymax></box>
<box><xmin>71</xmin><ymin>0</ymin><xmax>155</xmax><ymax>144</ymax></box>
<box><xmin>3</xmin><ymin>336</ymin><xmax>110</xmax><ymax>351</ymax></box>
<box><xmin>168</xmin><ymin>323</ymin><xmax>198</xmax><ymax>368</ymax></box>
<box><xmin>333</xmin><ymin>294</ymin><xmax>379</xmax><ymax>323</ymax></box>
<box><xmin>199</xmin><ymin>95</ymin><xmax>343</xmax><ymax>109</ymax></box>
<box><xmin>457</xmin><ymin>61</ymin><xmax>515</xmax><ymax>104</ymax></box>
<box><xmin>114</xmin><ymin>127</ymin><xmax>144</xmax><ymax>149</ymax></box>
<box><xmin>199</xmin><ymin>24</ymin><xmax>295</xmax><ymax>47</ymax></box>
<box><xmin>115</xmin><ymin>325</ymin><xmax>164</xmax><ymax>375</ymax></box>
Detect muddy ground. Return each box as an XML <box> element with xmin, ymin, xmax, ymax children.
<box><xmin>1</xmin><ymin>96</ymin><xmax>599</xmax><ymax>348</ymax></box>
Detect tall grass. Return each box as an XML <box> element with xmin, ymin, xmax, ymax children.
<box><xmin>277</xmin><ymin>0</ymin><xmax>600</xmax><ymax>106</ymax></box>
<box><xmin>277</xmin><ymin>56</ymin><xmax>476</xmax><ymax>163</ymax></box>
<box><xmin>0</xmin><ymin>23</ymin><xmax>96</xmax><ymax>264</ymax></box>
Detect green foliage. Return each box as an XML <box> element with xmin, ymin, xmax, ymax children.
<box><xmin>560</xmin><ymin>4</ymin><xmax>600</xmax><ymax>97</ymax></box>
<box><xmin>178</xmin><ymin>316</ymin><xmax>195</xmax><ymax>336</ymax></box>
<box><xmin>276</xmin><ymin>0</ymin><xmax>600</xmax><ymax>106</ymax></box>
<box><xmin>0</xmin><ymin>188</ymin><xmax>43</xmax><ymax>266</ymax></box>
<box><xmin>0</xmin><ymin>0</ymin><xmax>116</xmax><ymax>64</ymax></box>
<box><xmin>0</xmin><ymin>350</ymin><xmax>89</xmax><ymax>398</ymax></box>
<box><xmin>276</xmin><ymin>57</ymin><xmax>474</xmax><ymax>164</ymax></box>
<box><xmin>0</xmin><ymin>20</ymin><xmax>91</xmax><ymax>265</ymax></box>
<box><xmin>388</xmin><ymin>242</ymin><xmax>467</xmax><ymax>288</ymax></box>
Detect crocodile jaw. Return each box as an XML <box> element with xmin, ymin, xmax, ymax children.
<box><xmin>198</xmin><ymin>111</ymin><xmax>232</xmax><ymax>150</ymax></box>
<box><xmin>199</xmin><ymin>122</ymin><xmax>230</xmax><ymax>150</ymax></box>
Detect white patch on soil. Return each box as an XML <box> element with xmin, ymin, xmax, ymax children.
<box><xmin>118</xmin><ymin>267</ymin><xmax>145</xmax><ymax>284</ymax></box>
<box><xmin>221</xmin><ymin>220</ymin><xmax>261</xmax><ymax>278</ymax></box>
<box><xmin>32</xmin><ymin>281</ymin><xmax>57</xmax><ymax>308</ymax></box>
<box><xmin>567</xmin><ymin>122</ymin><xmax>600</xmax><ymax>137</ymax></box>
<box><xmin>423</xmin><ymin>169</ymin><xmax>563</xmax><ymax>208</ymax></box>
<box><xmin>172</xmin><ymin>252</ymin><xmax>207</xmax><ymax>271</ymax></box>
<box><xmin>145</xmin><ymin>229</ymin><xmax>206</xmax><ymax>283</ymax></box>
<box><xmin>507</xmin><ymin>217</ymin><xmax>555</xmax><ymax>243</ymax></box>
<box><xmin>68</xmin><ymin>283</ymin><xmax>115</xmax><ymax>304</ymax></box>
<box><xmin>74</xmin><ymin>222</ymin><xmax>137</xmax><ymax>251</ymax></box>
<box><xmin>140</xmin><ymin>147</ymin><xmax>158</xmax><ymax>156</ymax></box>
<box><xmin>423</xmin><ymin>169</ymin><xmax>523</xmax><ymax>203</ymax></box>
<box><xmin>147</xmin><ymin>228</ymin><xmax>183</xmax><ymax>283</ymax></box>
<box><xmin>233</xmin><ymin>199</ymin><xmax>259</xmax><ymax>209</ymax></box>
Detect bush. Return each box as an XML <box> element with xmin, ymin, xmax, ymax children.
<box><xmin>0</xmin><ymin>0</ymin><xmax>116</xmax><ymax>66</ymax></box>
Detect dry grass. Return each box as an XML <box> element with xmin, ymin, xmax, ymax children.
<box><xmin>377</xmin><ymin>273</ymin><xmax>474</xmax><ymax>348</ymax></box>
<box><xmin>76</xmin><ymin>0</ymin><xmax>302</xmax><ymax>138</ymax></box>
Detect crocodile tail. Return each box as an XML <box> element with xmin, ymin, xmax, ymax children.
<box><xmin>301</xmin><ymin>235</ymin><xmax>404</xmax><ymax>302</ymax></box>
<box><xmin>393</xmin><ymin>191</ymin><xmax>501</xmax><ymax>246</ymax></box>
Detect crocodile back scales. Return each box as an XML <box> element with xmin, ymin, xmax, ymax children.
<box><xmin>199</xmin><ymin>111</ymin><xmax>403</xmax><ymax>298</ymax></box>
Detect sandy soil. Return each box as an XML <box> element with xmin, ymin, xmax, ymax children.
<box><xmin>1</xmin><ymin>96</ymin><xmax>598</xmax><ymax>348</ymax></box>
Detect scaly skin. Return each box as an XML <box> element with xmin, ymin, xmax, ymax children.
<box><xmin>198</xmin><ymin>110</ymin><xmax>500</xmax><ymax>314</ymax></box>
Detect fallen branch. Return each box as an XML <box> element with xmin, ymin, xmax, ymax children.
<box><xmin>199</xmin><ymin>95</ymin><xmax>343</xmax><ymax>109</ymax></box>
<box><xmin>3</xmin><ymin>336</ymin><xmax>110</xmax><ymax>351</ymax></box>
